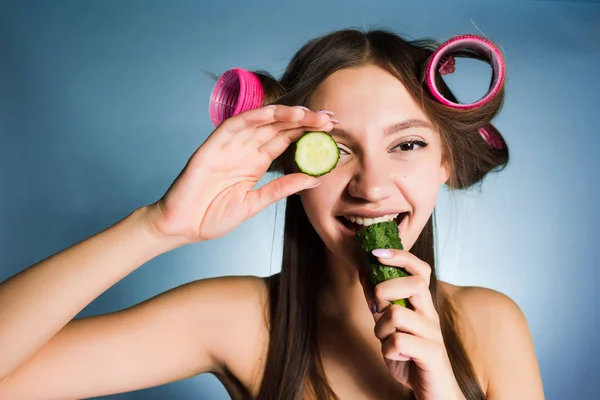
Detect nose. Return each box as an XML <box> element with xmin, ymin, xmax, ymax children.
<box><xmin>347</xmin><ymin>156</ymin><xmax>395</xmax><ymax>203</ymax></box>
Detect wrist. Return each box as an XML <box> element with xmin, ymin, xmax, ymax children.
<box><xmin>133</xmin><ymin>205</ymin><xmax>191</xmax><ymax>251</ymax></box>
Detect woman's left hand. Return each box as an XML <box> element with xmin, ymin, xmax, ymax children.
<box><xmin>365</xmin><ymin>249</ymin><xmax>466</xmax><ymax>400</ymax></box>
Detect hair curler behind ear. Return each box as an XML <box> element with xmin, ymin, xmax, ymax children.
<box><xmin>478</xmin><ymin>124</ymin><xmax>504</xmax><ymax>150</ymax></box>
<box><xmin>209</xmin><ymin>68</ymin><xmax>265</xmax><ymax>127</ymax></box>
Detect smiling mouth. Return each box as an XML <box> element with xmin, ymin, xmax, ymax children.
<box><xmin>336</xmin><ymin>212</ymin><xmax>409</xmax><ymax>233</ymax></box>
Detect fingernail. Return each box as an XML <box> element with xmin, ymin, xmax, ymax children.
<box><xmin>372</xmin><ymin>249</ymin><xmax>393</xmax><ymax>258</ymax></box>
<box><xmin>306</xmin><ymin>180</ymin><xmax>321</xmax><ymax>189</ymax></box>
<box><xmin>317</xmin><ymin>110</ymin><xmax>335</xmax><ymax>116</ymax></box>
<box><xmin>263</xmin><ymin>104</ymin><xmax>276</xmax><ymax>109</ymax></box>
<box><xmin>330</xmin><ymin>118</ymin><xmax>339</xmax><ymax>124</ymax></box>
<box><xmin>370</xmin><ymin>300</ymin><xmax>377</xmax><ymax>314</ymax></box>
<box><xmin>296</xmin><ymin>106</ymin><xmax>311</xmax><ymax>111</ymax></box>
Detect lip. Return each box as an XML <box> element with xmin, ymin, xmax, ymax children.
<box><xmin>339</xmin><ymin>218</ymin><xmax>357</xmax><ymax>237</ymax></box>
<box><xmin>337</xmin><ymin>208</ymin><xmax>408</xmax><ymax>219</ymax></box>
<box><xmin>397</xmin><ymin>213</ymin><xmax>408</xmax><ymax>236</ymax></box>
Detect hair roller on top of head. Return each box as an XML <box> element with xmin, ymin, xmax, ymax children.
<box><xmin>426</xmin><ymin>34</ymin><xmax>506</xmax><ymax>149</ymax></box>
<box><xmin>426</xmin><ymin>34</ymin><xmax>505</xmax><ymax>110</ymax></box>
<box><xmin>209</xmin><ymin>68</ymin><xmax>265</xmax><ymax>127</ymax></box>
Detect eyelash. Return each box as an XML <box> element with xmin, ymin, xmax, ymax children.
<box><xmin>337</xmin><ymin>139</ymin><xmax>428</xmax><ymax>155</ymax></box>
<box><xmin>392</xmin><ymin>139</ymin><xmax>429</xmax><ymax>152</ymax></box>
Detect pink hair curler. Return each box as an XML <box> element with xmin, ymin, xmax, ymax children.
<box><xmin>426</xmin><ymin>34</ymin><xmax>506</xmax><ymax>149</ymax></box>
<box><xmin>209</xmin><ymin>68</ymin><xmax>265</xmax><ymax>127</ymax></box>
<box><xmin>478</xmin><ymin>124</ymin><xmax>503</xmax><ymax>150</ymax></box>
<box><xmin>426</xmin><ymin>34</ymin><xmax>505</xmax><ymax>110</ymax></box>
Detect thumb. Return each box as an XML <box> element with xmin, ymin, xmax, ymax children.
<box><xmin>247</xmin><ymin>173</ymin><xmax>321</xmax><ymax>217</ymax></box>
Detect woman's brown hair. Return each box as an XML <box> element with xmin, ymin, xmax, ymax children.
<box><xmin>248</xmin><ymin>28</ymin><xmax>509</xmax><ymax>399</ymax></box>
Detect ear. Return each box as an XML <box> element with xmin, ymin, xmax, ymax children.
<box><xmin>440</xmin><ymin>155</ymin><xmax>451</xmax><ymax>185</ymax></box>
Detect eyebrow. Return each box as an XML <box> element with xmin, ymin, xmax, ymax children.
<box><xmin>384</xmin><ymin>119</ymin><xmax>433</xmax><ymax>135</ymax></box>
<box><xmin>329</xmin><ymin>119</ymin><xmax>433</xmax><ymax>142</ymax></box>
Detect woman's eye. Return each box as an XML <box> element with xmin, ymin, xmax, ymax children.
<box><xmin>393</xmin><ymin>140</ymin><xmax>428</xmax><ymax>152</ymax></box>
<box><xmin>337</xmin><ymin>145</ymin><xmax>350</xmax><ymax>155</ymax></box>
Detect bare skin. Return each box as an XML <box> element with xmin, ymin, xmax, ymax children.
<box><xmin>209</xmin><ymin>277</ymin><xmax>543</xmax><ymax>400</ymax></box>
<box><xmin>0</xmin><ymin>67</ymin><xmax>544</xmax><ymax>399</ymax></box>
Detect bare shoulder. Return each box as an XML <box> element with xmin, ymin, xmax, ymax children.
<box><xmin>149</xmin><ymin>274</ymin><xmax>272</xmax><ymax>396</ymax></box>
<box><xmin>197</xmin><ymin>275</ymin><xmax>270</xmax><ymax>356</ymax></box>
<box><xmin>198</xmin><ymin>275</ymin><xmax>272</xmax><ymax>396</ymax></box>
<box><xmin>190</xmin><ymin>274</ymin><xmax>269</xmax><ymax>312</ymax></box>
<box><xmin>441</xmin><ymin>282</ymin><xmax>525</xmax><ymax>334</ymax></box>
<box><xmin>150</xmin><ymin>273</ymin><xmax>271</xmax><ymax>370</ymax></box>
<box><xmin>440</xmin><ymin>282</ymin><xmax>545</xmax><ymax>399</ymax></box>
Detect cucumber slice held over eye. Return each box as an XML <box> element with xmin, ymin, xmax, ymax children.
<box><xmin>294</xmin><ymin>131</ymin><xmax>340</xmax><ymax>177</ymax></box>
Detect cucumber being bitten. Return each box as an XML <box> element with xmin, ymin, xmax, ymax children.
<box><xmin>294</xmin><ymin>131</ymin><xmax>339</xmax><ymax>177</ymax></box>
<box><xmin>355</xmin><ymin>221</ymin><xmax>409</xmax><ymax>307</ymax></box>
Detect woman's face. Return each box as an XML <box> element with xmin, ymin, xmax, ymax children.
<box><xmin>301</xmin><ymin>64</ymin><xmax>449</xmax><ymax>263</ymax></box>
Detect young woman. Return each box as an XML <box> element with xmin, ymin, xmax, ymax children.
<box><xmin>0</xmin><ymin>28</ymin><xmax>544</xmax><ymax>399</ymax></box>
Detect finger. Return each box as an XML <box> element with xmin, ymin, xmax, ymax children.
<box><xmin>256</xmin><ymin>107</ymin><xmax>335</xmax><ymax>130</ymax></box>
<box><xmin>238</xmin><ymin>105</ymin><xmax>331</xmax><ymax>145</ymax></box>
<box><xmin>246</xmin><ymin>173</ymin><xmax>321</xmax><ymax>218</ymax></box>
<box><xmin>373</xmin><ymin>249</ymin><xmax>432</xmax><ymax>287</ymax></box>
<box><xmin>371</xmin><ymin>248</ymin><xmax>436</xmax><ymax>318</ymax></box>
<box><xmin>381</xmin><ymin>332</ymin><xmax>445</xmax><ymax>372</ymax></box>
<box><xmin>374</xmin><ymin>304</ymin><xmax>442</xmax><ymax>343</ymax></box>
<box><xmin>373</xmin><ymin>275</ymin><xmax>438</xmax><ymax>323</ymax></box>
<box><xmin>211</xmin><ymin>106</ymin><xmax>281</xmax><ymax>146</ymax></box>
<box><xmin>250</xmin><ymin>113</ymin><xmax>333</xmax><ymax>145</ymax></box>
<box><xmin>234</xmin><ymin>105</ymin><xmax>306</xmax><ymax>144</ymax></box>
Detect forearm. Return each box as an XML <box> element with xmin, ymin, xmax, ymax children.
<box><xmin>0</xmin><ymin>205</ymin><xmax>185</xmax><ymax>379</ymax></box>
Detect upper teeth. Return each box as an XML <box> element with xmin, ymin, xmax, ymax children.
<box><xmin>344</xmin><ymin>213</ymin><xmax>400</xmax><ymax>226</ymax></box>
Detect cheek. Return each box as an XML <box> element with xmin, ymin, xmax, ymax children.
<box><xmin>397</xmin><ymin>157</ymin><xmax>445</xmax><ymax>212</ymax></box>
<box><xmin>299</xmin><ymin>184</ymin><xmax>331</xmax><ymax>223</ymax></box>
<box><xmin>299</xmin><ymin>190</ymin><xmax>320</xmax><ymax>220</ymax></box>
<box><xmin>299</xmin><ymin>175</ymin><xmax>344</xmax><ymax>227</ymax></box>
<box><xmin>400</xmin><ymin>177</ymin><xmax>439</xmax><ymax>215</ymax></box>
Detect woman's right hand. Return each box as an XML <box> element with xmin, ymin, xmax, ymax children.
<box><xmin>145</xmin><ymin>105</ymin><xmax>334</xmax><ymax>243</ymax></box>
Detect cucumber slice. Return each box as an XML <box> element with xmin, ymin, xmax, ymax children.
<box><xmin>294</xmin><ymin>131</ymin><xmax>340</xmax><ymax>177</ymax></box>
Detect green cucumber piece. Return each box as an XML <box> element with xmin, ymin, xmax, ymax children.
<box><xmin>294</xmin><ymin>131</ymin><xmax>339</xmax><ymax>177</ymax></box>
<box><xmin>355</xmin><ymin>221</ymin><xmax>409</xmax><ymax>307</ymax></box>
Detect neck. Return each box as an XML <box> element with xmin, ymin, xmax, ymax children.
<box><xmin>318</xmin><ymin>248</ymin><xmax>373</xmax><ymax>325</ymax></box>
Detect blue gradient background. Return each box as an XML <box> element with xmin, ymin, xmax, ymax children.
<box><xmin>1</xmin><ymin>0</ymin><xmax>598</xmax><ymax>399</ymax></box>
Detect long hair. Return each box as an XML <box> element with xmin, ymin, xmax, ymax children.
<box><xmin>251</xmin><ymin>28</ymin><xmax>509</xmax><ymax>399</ymax></box>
